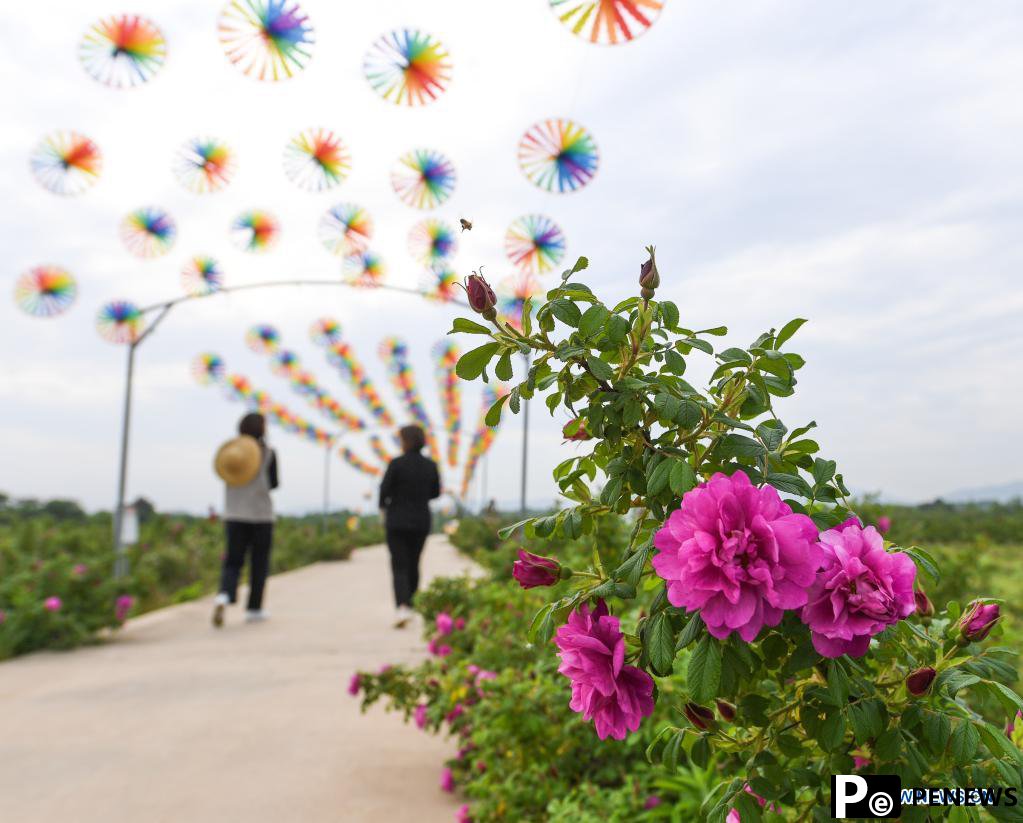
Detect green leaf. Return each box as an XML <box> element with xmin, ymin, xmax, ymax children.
<box><xmin>951</xmin><ymin>720</ymin><xmax>979</xmax><ymax>764</ymax></box>
<box><xmin>607</xmin><ymin>315</ymin><xmax>630</xmax><ymax>345</ymax></box>
<box><xmin>690</xmin><ymin>735</ymin><xmax>711</xmax><ymax>768</ymax></box>
<box><xmin>676</xmin><ymin>613</ymin><xmax>704</xmax><ymax>651</ymax></box>
<box><xmin>661</xmin><ymin>729</ymin><xmax>685</xmax><ymax>771</ymax></box>
<box><xmin>614</xmin><ymin>545</ymin><xmax>651</xmax><ymax>588</ymax></box>
<box><xmin>826</xmin><ymin>660</ymin><xmax>851</xmax><ymax>706</ymax></box>
<box><xmin>775</xmin><ymin>318</ymin><xmax>807</xmax><ymax>349</ymax></box>
<box><xmin>647</xmin><ymin>459</ymin><xmax>673</xmax><ymax>497</ymax></box>
<box><xmin>811</xmin><ymin>458</ymin><xmax>836</xmax><ymax>486</ymax></box>
<box><xmin>722</xmin><ymin>434</ymin><xmax>766</xmax><ymax>459</ymax></box>
<box><xmin>669</xmin><ymin>460</ymin><xmax>697</xmax><ymax>495</ymax></box>
<box><xmin>818</xmin><ymin>712</ymin><xmax>846</xmax><ymax>751</ymax></box>
<box><xmin>682</xmin><ymin>337</ymin><xmax>714</xmax><ymax>355</ymax></box>
<box><xmin>765</xmin><ymin>472</ymin><xmax>812</xmax><ymax>497</ymax></box>
<box><xmin>495</xmin><ymin>352</ymin><xmax>514</xmax><ymax>381</ymax></box>
<box><xmin>874</xmin><ymin>729</ymin><xmax>903</xmax><ymax>761</ymax></box>
<box><xmin>570</xmin><ymin>255</ymin><xmax>589</xmax><ymax>275</ymax></box>
<box><xmin>937</xmin><ymin>669</ymin><xmax>981</xmax><ymax>698</ymax></box>
<box><xmin>449</xmin><ymin>317</ymin><xmax>492</xmax><ymax>335</ymax></box>
<box><xmin>653</xmin><ymin>392</ymin><xmax>682</xmax><ymax>422</ymax></box>
<box><xmin>645</xmin><ymin>612</ymin><xmax>676</xmax><ymax>676</ymax></box>
<box><xmin>902</xmin><ymin>546</ymin><xmax>941</xmax><ymax>584</ymax></box>
<box><xmin>579</xmin><ymin>305</ymin><xmax>610</xmax><ymax>338</ymax></box>
<box><xmin>527</xmin><ymin>604</ymin><xmax>554</xmax><ymax>644</ymax></box>
<box><xmin>585</xmin><ymin>356</ymin><xmax>614</xmax><ymax>382</ymax></box>
<box><xmin>659</xmin><ymin>301</ymin><xmax>680</xmax><ymax>330</ymax></box>
<box><xmin>687</xmin><ymin>635</ymin><xmax>723</xmax><ymax>702</ymax></box>
<box><xmin>456</xmin><ymin>343</ymin><xmax>500</xmax><ymax>380</ymax></box>
<box><xmin>987</xmin><ymin>681</ymin><xmax>1023</xmax><ymax>715</ymax></box>
<box><xmin>484</xmin><ymin>393</ymin><xmax>510</xmax><ymax>426</ymax></box>
<box><xmin>550</xmin><ymin>299</ymin><xmax>582</xmax><ymax>327</ymax></box>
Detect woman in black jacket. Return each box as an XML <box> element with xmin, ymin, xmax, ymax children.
<box><xmin>378</xmin><ymin>424</ymin><xmax>441</xmax><ymax>627</ymax></box>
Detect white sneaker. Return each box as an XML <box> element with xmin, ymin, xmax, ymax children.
<box><xmin>245</xmin><ymin>610</ymin><xmax>269</xmax><ymax>623</ymax></box>
<box><xmin>393</xmin><ymin>605</ymin><xmax>413</xmax><ymax>629</ymax></box>
<box><xmin>212</xmin><ymin>593</ymin><xmax>229</xmax><ymax>628</ymax></box>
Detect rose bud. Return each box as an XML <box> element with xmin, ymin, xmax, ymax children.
<box><xmin>562</xmin><ymin>418</ymin><xmax>591</xmax><ymax>442</ymax></box>
<box><xmin>906</xmin><ymin>666</ymin><xmax>936</xmax><ymax>696</ymax></box>
<box><xmin>914</xmin><ymin>588</ymin><xmax>934</xmax><ymax>618</ymax></box>
<box><xmin>639</xmin><ymin>245</ymin><xmax>660</xmax><ymax>299</ymax></box>
<box><xmin>876</xmin><ymin>515</ymin><xmax>892</xmax><ymax>534</ymax></box>
<box><xmin>960</xmin><ymin>601</ymin><xmax>1001</xmax><ymax>642</ymax></box>
<box><xmin>683</xmin><ymin>702</ymin><xmax>715</xmax><ymax>731</ymax></box>
<box><xmin>512</xmin><ymin>549</ymin><xmax>562</xmax><ymax>589</ymax></box>
<box><xmin>464</xmin><ymin>272</ymin><xmax>497</xmax><ymax>321</ymax></box>
<box><xmin>715</xmin><ymin>699</ymin><xmax>737</xmax><ymax>722</ymax></box>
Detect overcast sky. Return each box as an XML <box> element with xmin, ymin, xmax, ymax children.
<box><xmin>2</xmin><ymin>0</ymin><xmax>1021</xmax><ymax>515</ymax></box>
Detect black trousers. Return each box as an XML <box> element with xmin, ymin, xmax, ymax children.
<box><xmin>386</xmin><ymin>528</ymin><xmax>429</xmax><ymax>607</ymax></box>
<box><xmin>220</xmin><ymin>521</ymin><xmax>273</xmax><ymax>610</ymax></box>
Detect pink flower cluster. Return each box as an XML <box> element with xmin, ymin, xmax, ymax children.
<box><xmin>428</xmin><ymin>611</ymin><xmax>466</xmax><ymax>657</ymax></box>
<box><xmin>43</xmin><ymin>596</ymin><xmax>62</xmax><ymax>613</ymax></box>
<box><xmin>115</xmin><ymin>595</ymin><xmax>135</xmax><ymax>623</ymax></box>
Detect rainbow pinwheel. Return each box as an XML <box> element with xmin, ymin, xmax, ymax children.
<box><xmin>246</xmin><ymin>324</ymin><xmax>280</xmax><ymax>353</ymax></box>
<box><xmin>550</xmin><ymin>0</ymin><xmax>664</xmax><ymax>45</ymax></box>
<box><xmin>182</xmin><ymin>256</ymin><xmax>224</xmax><ymax>296</ymax></box>
<box><xmin>368</xmin><ymin>434</ymin><xmax>393</xmax><ymax>465</ymax></box>
<box><xmin>214</xmin><ymin>373</ymin><xmax>335</xmax><ymax>444</ymax></box>
<box><xmin>460</xmin><ymin>385</ymin><xmax>509</xmax><ymax>498</ymax></box>
<box><xmin>309</xmin><ymin>317</ymin><xmax>342</xmax><ymax>347</ymax></box>
<box><xmin>218</xmin><ymin>0</ymin><xmax>314</xmax><ymax>81</ymax></box>
<box><xmin>505</xmin><ymin>214</ymin><xmax>567</xmax><ymax>275</ymax></box>
<box><xmin>497</xmin><ymin>273</ymin><xmax>543</xmax><ymax>331</ymax></box>
<box><xmin>340</xmin><ymin>446</ymin><xmax>381</xmax><ymax>477</ymax></box>
<box><xmin>423</xmin><ymin>265</ymin><xmax>460</xmax><ymax>303</ymax></box>
<box><xmin>379</xmin><ymin>337</ymin><xmax>441</xmax><ymax>463</ymax></box>
<box><xmin>232</xmin><ymin>210</ymin><xmax>280</xmax><ymax>252</ymax></box>
<box><xmin>191</xmin><ymin>353</ymin><xmax>226</xmax><ymax>385</ymax></box>
<box><xmin>119</xmin><ymin>207</ymin><xmax>177</xmax><ymax>258</ymax></box>
<box><xmin>289</xmin><ymin>370</ymin><xmax>364</xmax><ymax>430</ymax></box>
<box><xmin>271</xmin><ymin>349</ymin><xmax>300</xmax><ymax>376</ymax></box>
<box><xmin>363</xmin><ymin>29</ymin><xmax>451</xmax><ymax>106</ymax></box>
<box><xmin>518</xmin><ymin>119</ymin><xmax>599</xmax><ymax>194</ymax></box>
<box><xmin>14</xmin><ymin>266</ymin><xmax>77</xmax><ymax>318</ymax></box>
<box><xmin>224</xmin><ymin>373</ymin><xmax>253</xmax><ymax>402</ymax></box>
<box><xmin>342</xmin><ymin>250</ymin><xmax>385</xmax><ymax>287</ymax></box>
<box><xmin>283</xmin><ymin>128</ymin><xmax>350</xmax><ymax>191</ymax></box>
<box><xmin>391</xmin><ymin>149</ymin><xmax>456</xmax><ymax>209</ymax></box>
<box><xmin>96</xmin><ymin>301</ymin><xmax>142</xmax><ymax>344</ymax></box>
<box><xmin>79</xmin><ymin>14</ymin><xmax>167</xmax><ymax>88</ymax></box>
<box><xmin>432</xmin><ymin>340</ymin><xmax>462</xmax><ymax>468</ymax></box>
<box><xmin>319</xmin><ymin>203</ymin><xmax>372</xmax><ymax>256</ymax></box>
<box><xmin>325</xmin><ymin>341</ymin><xmax>394</xmax><ymax>427</ymax></box>
<box><xmin>30</xmin><ymin>131</ymin><xmax>102</xmax><ymax>196</ymax></box>
<box><xmin>408</xmin><ymin>219</ymin><xmax>457</xmax><ymax>266</ymax></box>
<box><xmin>174</xmin><ymin>137</ymin><xmax>236</xmax><ymax>193</ymax></box>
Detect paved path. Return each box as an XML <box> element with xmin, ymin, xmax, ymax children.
<box><xmin>0</xmin><ymin>537</ymin><xmax>474</xmax><ymax>823</ymax></box>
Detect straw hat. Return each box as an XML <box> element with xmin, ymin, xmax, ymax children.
<box><xmin>214</xmin><ymin>435</ymin><xmax>261</xmax><ymax>487</ymax></box>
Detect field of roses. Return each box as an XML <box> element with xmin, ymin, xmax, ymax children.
<box><xmin>0</xmin><ymin>501</ymin><xmax>381</xmax><ymax>660</ymax></box>
<box><xmin>354</xmin><ymin>254</ymin><xmax>1023</xmax><ymax>822</ymax></box>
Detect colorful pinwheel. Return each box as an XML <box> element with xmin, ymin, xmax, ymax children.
<box><xmin>518</xmin><ymin>119</ymin><xmax>599</xmax><ymax>193</ymax></box>
<box><xmin>549</xmin><ymin>0</ymin><xmax>664</xmax><ymax>45</ymax></box>
<box><xmin>218</xmin><ymin>0</ymin><xmax>314</xmax><ymax>81</ymax></box>
<box><xmin>340</xmin><ymin>446</ymin><xmax>381</xmax><ymax>477</ymax></box>
<box><xmin>363</xmin><ymin>29</ymin><xmax>451</xmax><ymax>106</ymax></box>
<box><xmin>231</xmin><ymin>210</ymin><xmax>280</xmax><ymax>252</ymax></box>
<box><xmin>310</xmin><ymin>317</ymin><xmax>342</xmax><ymax>347</ymax></box>
<box><xmin>391</xmin><ymin>148</ymin><xmax>456</xmax><ymax>209</ymax></box>
<box><xmin>14</xmin><ymin>266</ymin><xmax>77</xmax><ymax>318</ymax></box>
<box><xmin>289</xmin><ymin>370</ymin><xmax>365</xmax><ymax>430</ymax></box>
<box><xmin>119</xmin><ymin>207</ymin><xmax>176</xmax><ymax>258</ymax></box>
<box><xmin>96</xmin><ymin>301</ymin><xmax>142</xmax><ymax>344</ymax></box>
<box><xmin>283</xmin><ymin>127</ymin><xmax>350</xmax><ymax>191</ymax></box>
<box><xmin>342</xmin><ymin>250</ymin><xmax>385</xmax><ymax>287</ymax></box>
<box><xmin>368</xmin><ymin>435</ymin><xmax>393</xmax><ymax>465</ymax></box>
<box><xmin>408</xmin><ymin>219</ymin><xmax>457</xmax><ymax>266</ymax></box>
<box><xmin>174</xmin><ymin>137</ymin><xmax>236</xmax><ymax>193</ymax></box>
<box><xmin>224</xmin><ymin>373</ymin><xmax>253</xmax><ymax>402</ymax></box>
<box><xmin>423</xmin><ymin>265</ymin><xmax>460</xmax><ymax>302</ymax></box>
<box><xmin>271</xmin><ymin>349</ymin><xmax>300</xmax><ymax>376</ymax></box>
<box><xmin>191</xmin><ymin>353</ymin><xmax>226</xmax><ymax>385</ymax></box>
<box><xmin>505</xmin><ymin>214</ymin><xmax>567</xmax><ymax>275</ymax></box>
<box><xmin>182</xmin><ymin>256</ymin><xmax>224</xmax><ymax>296</ymax></box>
<box><xmin>211</xmin><ymin>373</ymin><xmax>335</xmax><ymax>443</ymax></box>
<box><xmin>379</xmin><ymin>337</ymin><xmax>441</xmax><ymax>463</ymax></box>
<box><xmin>497</xmin><ymin>273</ymin><xmax>543</xmax><ymax>331</ymax></box>
<box><xmin>79</xmin><ymin>14</ymin><xmax>167</xmax><ymax>88</ymax></box>
<box><xmin>30</xmin><ymin>131</ymin><xmax>102</xmax><ymax>196</ymax></box>
<box><xmin>247</xmin><ymin>324</ymin><xmax>280</xmax><ymax>354</ymax></box>
<box><xmin>432</xmin><ymin>340</ymin><xmax>462</xmax><ymax>468</ymax></box>
<box><xmin>460</xmin><ymin>385</ymin><xmax>509</xmax><ymax>498</ymax></box>
<box><xmin>325</xmin><ymin>341</ymin><xmax>394</xmax><ymax>427</ymax></box>
<box><xmin>319</xmin><ymin>203</ymin><xmax>372</xmax><ymax>256</ymax></box>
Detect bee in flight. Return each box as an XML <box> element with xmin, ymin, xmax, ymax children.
<box><xmin>459</xmin><ymin>218</ymin><xmax>473</xmax><ymax>232</ymax></box>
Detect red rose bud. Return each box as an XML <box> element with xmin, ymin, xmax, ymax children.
<box><xmin>906</xmin><ymin>666</ymin><xmax>936</xmax><ymax>696</ymax></box>
<box><xmin>562</xmin><ymin>418</ymin><xmax>591</xmax><ymax>441</ymax></box>
<box><xmin>464</xmin><ymin>272</ymin><xmax>497</xmax><ymax>321</ymax></box>
<box><xmin>960</xmin><ymin>601</ymin><xmax>1000</xmax><ymax>642</ymax></box>
<box><xmin>684</xmin><ymin>702</ymin><xmax>715</xmax><ymax>731</ymax></box>
<box><xmin>512</xmin><ymin>549</ymin><xmax>561</xmax><ymax>589</ymax></box>
<box><xmin>715</xmin><ymin>700</ymin><xmax>737</xmax><ymax>722</ymax></box>
<box><xmin>639</xmin><ymin>245</ymin><xmax>660</xmax><ymax>299</ymax></box>
<box><xmin>914</xmin><ymin>588</ymin><xmax>934</xmax><ymax>618</ymax></box>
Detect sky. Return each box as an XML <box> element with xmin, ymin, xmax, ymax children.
<box><xmin>2</xmin><ymin>0</ymin><xmax>1022</xmax><ymax>515</ymax></box>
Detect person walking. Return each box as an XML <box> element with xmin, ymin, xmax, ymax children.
<box><xmin>379</xmin><ymin>424</ymin><xmax>441</xmax><ymax>628</ymax></box>
<box><xmin>212</xmin><ymin>413</ymin><xmax>279</xmax><ymax>628</ymax></box>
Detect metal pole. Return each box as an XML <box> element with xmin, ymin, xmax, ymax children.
<box><xmin>520</xmin><ymin>353</ymin><xmax>531</xmax><ymax>515</ymax></box>
<box><xmin>321</xmin><ymin>441</ymin><xmax>331</xmax><ymax>533</ymax></box>
<box><xmin>113</xmin><ymin>343</ymin><xmax>136</xmax><ymax>578</ymax></box>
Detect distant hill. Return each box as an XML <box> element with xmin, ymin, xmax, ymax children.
<box><xmin>942</xmin><ymin>480</ymin><xmax>1023</xmax><ymax>504</ymax></box>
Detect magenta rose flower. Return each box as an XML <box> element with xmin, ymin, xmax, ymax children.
<box><xmin>436</xmin><ymin>612</ymin><xmax>454</xmax><ymax>636</ymax></box>
<box><xmin>512</xmin><ymin>549</ymin><xmax>561</xmax><ymax>589</ymax></box>
<box><xmin>876</xmin><ymin>515</ymin><xmax>892</xmax><ymax>533</ymax></box>
<box><xmin>73</xmin><ymin>563</ymin><xmax>88</xmax><ymax>577</ymax></box>
<box><xmin>853</xmin><ymin>755</ymin><xmax>871</xmax><ymax>770</ymax></box>
<box><xmin>652</xmin><ymin>471</ymin><xmax>822</xmax><ymax>641</ymax></box>
<box><xmin>115</xmin><ymin>594</ymin><xmax>135</xmax><ymax>622</ymax></box>
<box><xmin>960</xmin><ymin>601</ymin><xmax>1000</xmax><ymax>642</ymax></box>
<box><xmin>644</xmin><ymin>796</ymin><xmax>662</xmax><ymax>809</ymax></box>
<box><xmin>347</xmin><ymin>673</ymin><xmax>362</xmax><ymax>696</ymax></box>
<box><xmin>726</xmin><ymin>785</ymin><xmax>774</xmax><ymax>822</ymax></box>
<box><xmin>554</xmin><ymin>600</ymin><xmax>654</xmax><ymax>740</ymax></box>
<box><xmin>455</xmin><ymin>617</ymin><xmax>466</xmax><ymax>630</ymax></box>
<box><xmin>456</xmin><ymin>804</ymin><xmax>472</xmax><ymax>823</ymax></box>
<box><xmin>440</xmin><ymin>767</ymin><xmax>454</xmax><ymax>793</ymax></box>
<box><xmin>801</xmin><ymin>523</ymin><xmax>916</xmax><ymax>658</ymax></box>
<box><xmin>415</xmin><ymin>703</ymin><xmax>428</xmax><ymax>729</ymax></box>
<box><xmin>43</xmin><ymin>596</ymin><xmax>62</xmax><ymax>613</ymax></box>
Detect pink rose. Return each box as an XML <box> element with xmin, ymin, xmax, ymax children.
<box><xmin>454</xmin><ymin>617</ymin><xmax>466</xmax><ymax>630</ymax></box>
<box><xmin>876</xmin><ymin>515</ymin><xmax>892</xmax><ymax>534</ymax></box>
<box><xmin>414</xmin><ymin>703</ymin><xmax>428</xmax><ymax>729</ymax></box>
<box><xmin>347</xmin><ymin>673</ymin><xmax>362</xmax><ymax>696</ymax></box>
<box><xmin>512</xmin><ymin>550</ymin><xmax>561</xmax><ymax>589</ymax></box>
<box><xmin>436</xmin><ymin>612</ymin><xmax>454</xmax><ymax>636</ymax></box>
<box><xmin>440</xmin><ymin>767</ymin><xmax>454</xmax><ymax>793</ymax></box>
<box><xmin>115</xmin><ymin>594</ymin><xmax>135</xmax><ymax>622</ymax></box>
<box><xmin>960</xmin><ymin>601</ymin><xmax>1000</xmax><ymax>642</ymax></box>
<box><xmin>456</xmin><ymin>804</ymin><xmax>472</xmax><ymax>823</ymax></box>
<box><xmin>72</xmin><ymin>563</ymin><xmax>88</xmax><ymax>577</ymax></box>
<box><xmin>43</xmin><ymin>596</ymin><xmax>62</xmax><ymax>613</ymax></box>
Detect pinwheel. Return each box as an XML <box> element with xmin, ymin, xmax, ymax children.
<box><xmin>368</xmin><ymin>434</ymin><xmax>393</xmax><ymax>465</ymax></box>
<box><xmin>460</xmin><ymin>385</ymin><xmax>509</xmax><ymax>498</ymax></box>
<box><xmin>218</xmin><ymin>0</ymin><xmax>314</xmax><ymax>81</ymax></box>
<box><xmin>432</xmin><ymin>340</ymin><xmax>462</xmax><ymax>468</ymax></box>
<box><xmin>224</xmin><ymin>373</ymin><xmax>253</xmax><ymax>402</ymax></box>
<box><xmin>363</xmin><ymin>28</ymin><xmax>451</xmax><ymax>106</ymax></box>
<box><xmin>79</xmin><ymin>14</ymin><xmax>167</xmax><ymax>88</ymax></box>
<box><xmin>408</xmin><ymin>219</ymin><xmax>457</xmax><ymax>266</ymax></box>
<box><xmin>191</xmin><ymin>353</ymin><xmax>226</xmax><ymax>385</ymax></box>
<box><xmin>174</xmin><ymin>137</ymin><xmax>236</xmax><ymax>193</ymax></box>
<box><xmin>379</xmin><ymin>337</ymin><xmax>441</xmax><ymax>463</ymax></box>
<box><xmin>271</xmin><ymin>349</ymin><xmax>300</xmax><ymax>376</ymax></box>
<box><xmin>309</xmin><ymin>317</ymin><xmax>342</xmax><ymax>347</ymax></box>
<box><xmin>246</xmin><ymin>323</ymin><xmax>280</xmax><ymax>353</ymax></box>
<box><xmin>496</xmin><ymin>273</ymin><xmax>543</xmax><ymax>331</ymax></box>
<box><xmin>231</xmin><ymin>210</ymin><xmax>280</xmax><ymax>252</ymax></box>
<box><xmin>391</xmin><ymin>148</ymin><xmax>456</xmax><ymax>209</ymax></box>
<box><xmin>283</xmin><ymin>127</ymin><xmax>350</xmax><ymax>191</ymax></box>
<box><xmin>549</xmin><ymin>0</ymin><xmax>664</xmax><ymax>45</ymax></box>
<box><xmin>288</xmin><ymin>370</ymin><xmax>365</xmax><ymax>430</ymax></box>
<box><xmin>325</xmin><ymin>341</ymin><xmax>394</xmax><ymax>427</ymax></box>
<box><xmin>96</xmin><ymin>301</ymin><xmax>142</xmax><ymax>344</ymax></box>
<box><xmin>518</xmin><ymin>118</ymin><xmax>599</xmax><ymax>194</ymax></box>
<box><xmin>181</xmin><ymin>256</ymin><xmax>223</xmax><ymax>296</ymax></box>
<box><xmin>340</xmin><ymin>446</ymin><xmax>381</xmax><ymax>477</ymax></box>
<box><xmin>423</xmin><ymin>265</ymin><xmax>460</xmax><ymax>302</ymax></box>
<box><xmin>342</xmin><ymin>250</ymin><xmax>385</xmax><ymax>287</ymax></box>
<box><xmin>30</xmin><ymin>131</ymin><xmax>102</xmax><ymax>196</ymax></box>
<box><xmin>505</xmin><ymin>214</ymin><xmax>566</xmax><ymax>275</ymax></box>
<box><xmin>14</xmin><ymin>266</ymin><xmax>77</xmax><ymax>317</ymax></box>
<box><xmin>319</xmin><ymin>203</ymin><xmax>372</xmax><ymax>256</ymax></box>
<box><xmin>211</xmin><ymin>373</ymin><xmax>335</xmax><ymax>442</ymax></box>
<box><xmin>119</xmin><ymin>207</ymin><xmax>177</xmax><ymax>258</ymax></box>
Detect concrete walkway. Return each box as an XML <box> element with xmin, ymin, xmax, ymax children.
<box><xmin>0</xmin><ymin>537</ymin><xmax>474</xmax><ymax>823</ymax></box>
